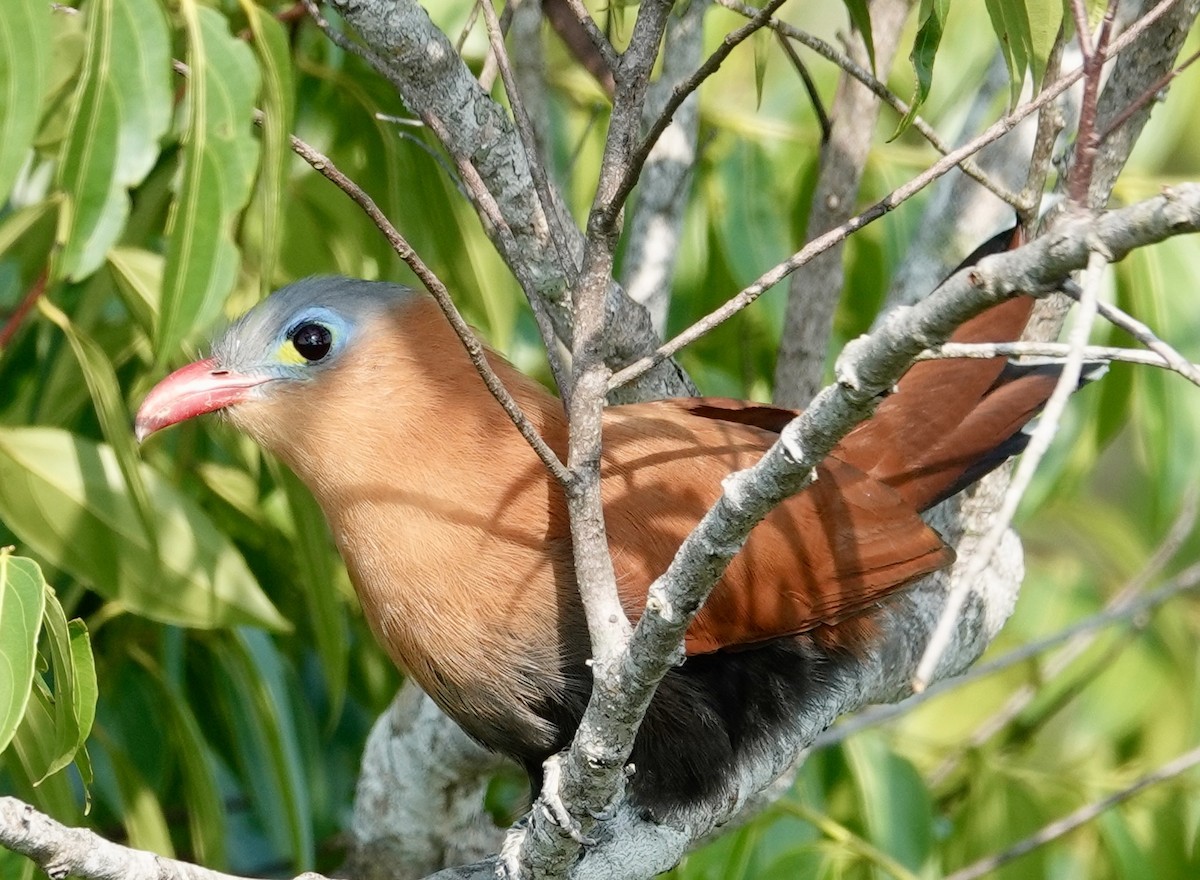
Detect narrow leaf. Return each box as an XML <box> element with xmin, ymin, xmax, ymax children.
<box><xmin>984</xmin><ymin>0</ymin><xmax>1033</xmax><ymax>106</ymax></box>
<box><xmin>894</xmin><ymin>0</ymin><xmax>950</xmax><ymax>137</ymax></box>
<box><xmin>753</xmin><ymin>29</ymin><xmax>769</xmax><ymax>111</ymax></box>
<box><xmin>106</xmin><ymin>246</ymin><xmax>164</xmax><ymax>335</ymax></box>
<box><xmin>0</xmin><ymin>427</ymin><xmax>288</xmax><ymax>631</ymax></box>
<box><xmin>842</xmin><ymin>0</ymin><xmax>876</xmax><ymax>72</ymax></box>
<box><xmin>56</xmin><ymin>0</ymin><xmax>171</xmax><ymax>279</ymax></box>
<box><xmin>105</xmin><ymin>745</ymin><xmax>175</xmax><ymax>856</ymax></box>
<box><xmin>0</xmin><ymin>0</ymin><xmax>51</xmax><ymax>204</ymax></box>
<box><xmin>0</xmin><ymin>553</ymin><xmax>46</xmax><ymax>754</ymax></box>
<box><xmin>38</xmin><ymin>297</ymin><xmax>160</xmax><ymax>556</ymax></box>
<box><xmin>208</xmin><ymin>631</ymin><xmax>314</xmax><ymax>868</ymax></box>
<box><xmin>32</xmin><ymin>588</ymin><xmax>96</xmax><ymax>783</ymax></box>
<box><xmin>36</xmin><ymin>586</ymin><xmax>80</xmax><ymax>780</ymax></box>
<box><xmin>238</xmin><ymin>0</ymin><xmax>295</xmax><ymax>293</ymax></box>
<box><xmin>278</xmin><ymin>466</ymin><xmax>349</xmax><ymax>724</ymax></box>
<box><xmin>1025</xmin><ymin>0</ymin><xmax>1063</xmax><ymax>85</ymax></box>
<box><xmin>158</xmin><ymin>3</ymin><xmax>260</xmax><ymax>361</ymax></box>
<box><xmin>9</xmin><ymin>683</ymin><xmax>80</xmax><ymax>802</ymax></box>
<box><xmin>131</xmin><ymin>652</ymin><xmax>226</xmax><ymax>866</ymax></box>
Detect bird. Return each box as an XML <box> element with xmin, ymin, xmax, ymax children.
<box><xmin>135</xmin><ymin>245</ymin><xmax>1077</xmax><ymax>822</ymax></box>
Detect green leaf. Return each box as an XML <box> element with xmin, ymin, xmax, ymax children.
<box><xmin>894</xmin><ymin>0</ymin><xmax>950</xmax><ymax>136</ymax></box>
<box><xmin>158</xmin><ymin>3</ymin><xmax>261</xmax><ymax>362</ymax></box>
<box><xmin>131</xmin><ymin>652</ymin><xmax>227</xmax><ymax>867</ymax></box>
<box><xmin>238</xmin><ymin>0</ymin><xmax>295</xmax><ymax>293</ymax></box>
<box><xmin>34</xmin><ymin>586</ymin><xmax>96</xmax><ymax>783</ymax></box>
<box><xmin>0</xmin><ymin>427</ymin><xmax>288</xmax><ymax>631</ymax></box>
<box><xmin>0</xmin><ymin>0</ymin><xmax>52</xmax><ymax>204</ymax></box>
<box><xmin>845</xmin><ymin>735</ymin><xmax>933</xmax><ymax>870</ymax></box>
<box><xmin>207</xmin><ymin>630</ymin><xmax>314</xmax><ymax>868</ymax></box>
<box><xmin>753</xmin><ymin>29</ymin><xmax>769</xmax><ymax>111</ymax></box>
<box><xmin>278</xmin><ymin>466</ymin><xmax>349</xmax><ymax>725</ymax></box>
<box><xmin>101</xmin><ymin>742</ymin><xmax>175</xmax><ymax>856</ymax></box>
<box><xmin>56</xmin><ymin>0</ymin><xmax>171</xmax><ymax>280</ymax></box>
<box><xmin>983</xmin><ymin>0</ymin><xmax>1032</xmax><ymax>106</ymax></box>
<box><xmin>38</xmin><ymin>297</ymin><xmax>160</xmax><ymax>558</ymax></box>
<box><xmin>842</xmin><ymin>0</ymin><xmax>876</xmax><ymax>72</ymax></box>
<box><xmin>106</xmin><ymin>245</ymin><xmax>164</xmax><ymax>335</ymax></box>
<box><xmin>1025</xmin><ymin>0</ymin><xmax>1063</xmax><ymax>85</ymax></box>
<box><xmin>9</xmin><ymin>682</ymin><xmax>80</xmax><ymax>805</ymax></box>
<box><xmin>0</xmin><ymin>198</ymin><xmax>61</xmax><ymax>262</ymax></box>
<box><xmin>0</xmin><ymin>553</ymin><xmax>46</xmax><ymax>754</ymax></box>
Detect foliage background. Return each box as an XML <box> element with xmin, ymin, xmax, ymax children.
<box><xmin>2</xmin><ymin>1</ymin><xmax>1200</xmax><ymax>878</ymax></box>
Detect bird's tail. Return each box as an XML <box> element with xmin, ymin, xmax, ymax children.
<box><xmin>835</xmin><ymin>232</ymin><xmax>1100</xmax><ymax>513</ymax></box>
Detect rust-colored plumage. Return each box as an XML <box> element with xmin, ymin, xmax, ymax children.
<box><xmin>135</xmin><ymin>248</ymin><xmax>1071</xmax><ymax>818</ymax></box>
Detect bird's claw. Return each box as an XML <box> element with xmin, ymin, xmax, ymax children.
<box><xmin>538</xmin><ymin>754</ymin><xmax>597</xmax><ymax>846</ymax></box>
<box><xmin>540</xmin><ymin>800</ymin><xmax>595</xmax><ymax>846</ymax></box>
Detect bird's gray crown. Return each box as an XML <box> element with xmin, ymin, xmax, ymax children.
<box><xmin>211</xmin><ymin>277</ymin><xmax>416</xmax><ymax>370</ymax></box>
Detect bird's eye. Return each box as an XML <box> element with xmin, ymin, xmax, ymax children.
<box><xmin>290</xmin><ymin>322</ymin><xmax>333</xmax><ymax>362</ymax></box>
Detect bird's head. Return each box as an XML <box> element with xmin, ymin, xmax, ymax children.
<box><xmin>135</xmin><ymin>277</ymin><xmax>415</xmax><ymax>445</ymax></box>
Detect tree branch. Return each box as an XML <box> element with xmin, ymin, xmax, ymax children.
<box><xmin>914</xmin><ymin>242</ymin><xmax>1106</xmax><ymax>690</ymax></box>
<box><xmin>916</xmin><ymin>340</ymin><xmax>1200</xmax><ymax>383</ymax></box>
<box><xmin>772</xmin><ymin>0</ymin><xmax>914</xmax><ymax>409</ymax></box>
<box><xmin>284</xmin><ymin>126</ymin><xmax>573</xmax><ymax>486</ymax></box>
<box><xmin>325</xmin><ymin>0</ymin><xmax>691</xmax><ymax>399</ymax></box>
<box><xmin>0</xmin><ymin>796</ymin><xmax>328</xmax><ymax>880</ymax></box>
<box><xmin>498</xmin><ymin>186</ymin><xmax>1200</xmax><ymax>880</ymax></box>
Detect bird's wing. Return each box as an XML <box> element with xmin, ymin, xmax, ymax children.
<box><xmin>599</xmin><ymin>404</ymin><xmax>952</xmax><ymax>655</ymax></box>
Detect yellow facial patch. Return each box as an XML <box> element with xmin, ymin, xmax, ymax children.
<box><xmin>276</xmin><ymin>339</ymin><xmax>312</xmax><ymax>366</ymax></box>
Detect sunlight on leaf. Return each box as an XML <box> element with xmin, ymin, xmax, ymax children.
<box><xmin>0</xmin><ymin>0</ymin><xmax>51</xmax><ymax>205</ymax></box>
<box><xmin>0</xmin><ymin>428</ymin><xmax>288</xmax><ymax>631</ymax></box>
<box><xmin>158</xmin><ymin>2</ymin><xmax>260</xmax><ymax>362</ymax></box>
<box><xmin>56</xmin><ymin>0</ymin><xmax>171</xmax><ymax>280</ymax></box>
<box><xmin>0</xmin><ymin>552</ymin><xmax>45</xmax><ymax>754</ymax></box>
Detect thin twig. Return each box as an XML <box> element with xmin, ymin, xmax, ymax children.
<box><xmin>284</xmin><ymin>128</ymin><xmax>573</xmax><ymax>486</ymax></box>
<box><xmin>1019</xmin><ymin>29</ymin><xmax>1067</xmax><ymax>221</ymax></box>
<box><xmin>606</xmin><ymin>81</ymin><xmax>1067</xmax><ymax>391</ymax></box>
<box><xmin>775</xmin><ymin>31</ymin><xmax>831</xmax><ymax>143</ymax></box>
<box><xmin>477</xmin><ymin>2</ymin><xmax>512</xmax><ymax>91</ymax></box>
<box><xmin>1066</xmin><ymin>0</ymin><xmax>1119</xmax><ymax>205</ymax></box>
<box><xmin>477</xmin><ymin>0</ymin><xmax>576</xmax><ymax>286</ymax></box>
<box><xmin>723</xmin><ymin>0</ymin><xmax>1024</xmax><ymax>208</ymax></box>
<box><xmin>0</xmin><ymin>272</ymin><xmax>47</xmax><ymax>349</ymax></box>
<box><xmin>924</xmin><ymin>482</ymin><xmax>1200</xmax><ymax>784</ymax></box>
<box><xmin>601</xmin><ymin>0</ymin><xmax>792</xmax><ymax>225</ymax></box>
<box><xmin>1060</xmin><ymin>283</ymin><xmax>1200</xmax><ymax>385</ymax></box>
<box><xmin>913</xmin><ymin>244</ymin><xmax>1108</xmax><ymax>691</ymax></box>
<box><xmin>606</xmin><ymin>1</ymin><xmax>1180</xmax><ymax>393</ymax></box>
<box><xmin>1100</xmin><ymin>46</ymin><xmax>1200</xmax><ymax>144</ymax></box>
<box><xmin>455</xmin><ymin>0</ymin><xmax>483</xmax><ymax>53</ymax></box>
<box><xmin>475</xmin><ymin>0</ymin><xmax>574</xmax><ymax>397</ymax></box>
<box><xmin>550</xmin><ymin>0</ymin><xmax>619</xmax><ymax>84</ymax></box>
<box><xmin>943</xmin><ymin>744</ymin><xmax>1200</xmax><ymax>880</ymax></box>
<box><xmin>916</xmin><ymin>340</ymin><xmax>1200</xmax><ymax>385</ymax></box>
<box><xmin>300</xmin><ymin>0</ymin><xmax>388</xmax><ymax>70</ymax></box>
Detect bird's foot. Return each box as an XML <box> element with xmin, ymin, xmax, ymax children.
<box><xmin>538</xmin><ymin>754</ymin><xmax>597</xmax><ymax>846</ymax></box>
<box><xmin>498</xmin><ymin>821</ymin><xmax>528</xmax><ymax>879</ymax></box>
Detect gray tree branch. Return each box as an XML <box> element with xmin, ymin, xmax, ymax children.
<box><xmin>772</xmin><ymin>0</ymin><xmax>914</xmax><ymax>409</ymax></box>
<box><xmin>326</xmin><ymin>0</ymin><xmax>692</xmax><ymax>400</ymax></box>
<box><xmin>497</xmin><ymin>185</ymin><xmax>1200</xmax><ymax>880</ymax></box>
